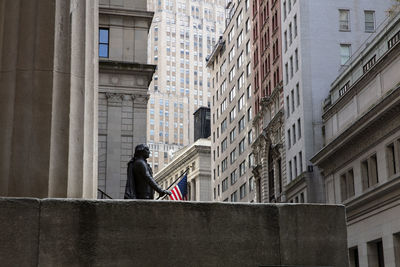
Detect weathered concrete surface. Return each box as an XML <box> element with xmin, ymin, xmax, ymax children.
<box><xmin>0</xmin><ymin>198</ymin><xmax>348</xmax><ymax>267</ymax></box>
<box><xmin>0</xmin><ymin>198</ymin><xmax>40</xmax><ymax>266</ymax></box>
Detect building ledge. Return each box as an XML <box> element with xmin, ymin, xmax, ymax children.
<box><xmin>99</xmin><ymin>6</ymin><xmax>154</xmax><ymax>20</ymax></box>
<box><xmin>206</xmin><ymin>37</ymin><xmax>225</xmax><ymax>67</ymax></box>
<box><xmin>312</xmin><ymin>84</ymin><xmax>400</xmax><ymax>165</ymax></box>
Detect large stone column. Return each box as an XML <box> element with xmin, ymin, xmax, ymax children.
<box><xmin>0</xmin><ymin>0</ymin><xmax>98</xmax><ymax>198</ymax></box>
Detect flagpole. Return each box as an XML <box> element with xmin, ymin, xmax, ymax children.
<box><xmin>157</xmin><ymin>168</ymin><xmax>189</xmax><ymax>200</ymax></box>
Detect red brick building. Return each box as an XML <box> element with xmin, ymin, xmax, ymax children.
<box><xmin>251</xmin><ymin>0</ymin><xmax>286</xmax><ymax>203</ymax></box>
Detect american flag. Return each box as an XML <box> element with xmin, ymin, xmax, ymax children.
<box><xmin>169</xmin><ymin>174</ymin><xmax>188</xmax><ymax>201</ymax></box>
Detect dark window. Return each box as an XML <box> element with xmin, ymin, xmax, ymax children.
<box><xmin>99</xmin><ymin>28</ymin><xmax>109</xmax><ymax>58</ymax></box>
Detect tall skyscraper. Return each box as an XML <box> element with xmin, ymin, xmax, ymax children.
<box><xmin>281</xmin><ymin>0</ymin><xmax>392</xmax><ymax>203</ymax></box>
<box><xmin>146</xmin><ymin>0</ymin><xmax>226</xmax><ymax>173</ymax></box>
<box><xmin>207</xmin><ymin>0</ymin><xmax>256</xmax><ymax>202</ymax></box>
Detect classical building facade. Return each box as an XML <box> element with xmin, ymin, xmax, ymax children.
<box><xmin>0</xmin><ymin>0</ymin><xmax>99</xmax><ymax>198</ymax></box>
<box><xmin>312</xmin><ymin>11</ymin><xmax>400</xmax><ymax>267</ymax></box>
<box><xmin>281</xmin><ymin>0</ymin><xmax>392</xmax><ymax>203</ymax></box>
<box><xmin>155</xmin><ymin>138</ymin><xmax>212</xmax><ymax>201</ymax></box>
<box><xmin>146</xmin><ymin>0</ymin><xmax>225</xmax><ymax>173</ymax></box>
<box><xmin>251</xmin><ymin>0</ymin><xmax>286</xmax><ymax>203</ymax></box>
<box><xmin>97</xmin><ymin>0</ymin><xmax>156</xmax><ymax>198</ymax></box>
<box><xmin>207</xmin><ymin>0</ymin><xmax>256</xmax><ymax>202</ymax></box>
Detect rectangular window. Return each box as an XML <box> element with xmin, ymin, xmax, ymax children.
<box><xmin>361</xmin><ymin>154</ymin><xmax>379</xmax><ymax>191</ymax></box>
<box><xmin>296</xmin><ymin>83</ymin><xmax>300</xmax><ymax>106</ymax></box>
<box><xmin>284</xmin><ymin>31</ymin><xmax>288</xmax><ymax>52</ymax></box>
<box><xmin>99</xmin><ymin>28</ymin><xmax>109</xmax><ymax>58</ymax></box>
<box><xmin>229</xmin><ymin>86</ymin><xmax>236</xmax><ymax>102</ymax></box>
<box><xmin>285</xmin><ymin>63</ymin><xmax>289</xmax><ymax>85</ymax></box>
<box><xmin>247</xmin><ymin>107</ymin><xmax>252</xmax><ymax>122</ymax></box>
<box><xmin>221</xmin><ymin>138</ymin><xmax>227</xmax><ymax>152</ymax></box>
<box><xmin>230</xmin><ymin>128</ymin><xmax>236</xmax><ymax>143</ymax></box>
<box><xmin>229</xmin><ymin>107</ymin><xmax>237</xmax><ymax>123</ymax></box>
<box><xmin>386</xmin><ymin>141</ymin><xmax>399</xmax><ymax>176</ymax></box>
<box><xmin>394</xmin><ymin>232</ymin><xmax>400</xmax><ymax>267</ymax></box>
<box><xmin>247</xmin><ymin>129</ymin><xmax>253</xmax><ymax>144</ymax></box>
<box><xmin>239</xmin><ymin>116</ymin><xmax>245</xmax><ymax>133</ymax></box>
<box><xmin>287</xmin><ymin>129</ymin><xmax>291</xmax><ymax>148</ymax></box>
<box><xmin>230</xmin><ymin>149</ymin><xmax>237</xmax><ymax>164</ymax></box>
<box><xmin>222</xmin><ymin>157</ymin><xmax>228</xmax><ymax>172</ymax></box>
<box><xmin>222</xmin><ymin>178</ymin><xmax>229</xmax><ymax>192</ymax></box>
<box><xmin>239</xmin><ymin>161</ymin><xmax>246</xmax><ymax>176</ymax></box>
<box><xmin>247</xmin><ymin>84</ymin><xmax>252</xmax><ymax>99</ymax></box>
<box><xmin>367</xmin><ymin>239</ymin><xmax>385</xmax><ymax>267</ymax></box>
<box><xmin>340</xmin><ymin>169</ymin><xmax>355</xmax><ymax>201</ymax></box>
<box><xmin>349</xmin><ymin>247</ymin><xmax>360</xmax><ymax>267</ymax></box>
<box><xmin>294</xmin><ymin>156</ymin><xmax>298</xmax><ymax>178</ymax></box>
<box><xmin>231</xmin><ymin>191</ymin><xmax>238</xmax><ymax>202</ymax></box>
<box><xmin>292</xmin><ymin>124</ymin><xmax>296</xmax><ymax>144</ymax></box>
<box><xmin>230</xmin><ymin>169</ymin><xmax>237</xmax><ymax>185</ymax></box>
<box><xmin>246</xmin><ymin>40</ymin><xmax>251</xmax><ymax>54</ymax></box>
<box><xmin>339</xmin><ymin>10</ymin><xmax>350</xmax><ymax>31</ymax></box>
<box><xmin>239</xmin><ymin>138</ymin><xmax>245</xmax><ymax>155</ymax></box>
<box><xmin>289</xmin><ymin>160</ymin><xmax>292</xmax><ymax>181</ymax></box>
<box><xmin>365</xmin><ymin>11</ymin><xmax>375</xmax><ymax>32</ymax></box>
<box><xmin>294</xmin><ymin>14</ymin><xmax>298</xmax><ymax>37</ymax></box>
<box><xmin>290</xmin><ymin>56</ymin><xmax>293</xmax><ymax>78</ymax></box>
<box><xmin>229</xmin><ymin>67</ymin><xmax>236</xmax><ymax>82</ymax></box>
<box><xmin>240</xmin><ymin>183</ymin><xmax>247</xmax><ymax>199</ymax></box>
<box><xmin>229</xmin><ymin>47</ymin><xmax>235</xmax><ymax>62</ymax></box>
<box><xmin>228</xmin><ymin>27</ymin><xmax>235</xmax><ymax>43</ymax></box>
<box><xmin>291</xmin><ymin>90</ymin><xmax>295</xmax><ymax>113</ymax></box>
<box><xmin>295</xmin><ymin>49</ymin><xmax>299</xmax><ymax>71</ymax></box>
<box><xmin>238</xmin><ymin>95</ymin><xmax>245</xmax><ymax>111</ymax></box>
<box><xmin>340</xmin><ymin>44</ymin><xmax>351</xmax><ymax>65</ymax></box>
<box><xmin>299</xmin><ymin>151</ymin><xmax>303</xmax><ymax>173</ymax></box>
<box><xmin>286</xmin><ymin>95</ymin><xmax>290</xmax><ymax>118</ymax></box>
<box><xmin>297</xmin><ymin>118</ymin><xmax>301</xmax><ymax>139</ymax></box>
<box><xmin>249</xmin><ymin>177</ymin><xmax>254</xmax><ymax>192</ymax></box>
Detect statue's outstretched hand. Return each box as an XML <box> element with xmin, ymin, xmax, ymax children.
<box><xmin>163</xmin><ymin>189</ymin><xmax>172</xmax><ymax>196</ymax></box>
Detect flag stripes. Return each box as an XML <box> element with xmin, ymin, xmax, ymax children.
<box><xmin>168</xmin><ymin>173</ymin><xmax>188</xmax><ymax>201</ymax></box>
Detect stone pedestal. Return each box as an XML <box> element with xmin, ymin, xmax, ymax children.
<box><xmin>0</xmin><ymin>0</ymin><xmax>99</xmax><ymax>198</ymax></box>
<box><xmin>0</xmin><ymin>198</ymin><xmax>349</xmax><ymax>267</ymax></box>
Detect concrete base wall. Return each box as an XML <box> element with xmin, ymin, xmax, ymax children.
<box><xmin>0</xmin><ymin>198</ymin><xmax>348</xmax><ymax>267</ymax></box>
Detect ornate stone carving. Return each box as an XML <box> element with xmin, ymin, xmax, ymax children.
<box><xmin>105</xmin><ymin>93</ymin><xmax>124</xmax><ymax>106</ymax></box>
<box><xmin>131</xmin><ymin>94</ymin><xmax>150</xmax><ymax>105</ymax></box>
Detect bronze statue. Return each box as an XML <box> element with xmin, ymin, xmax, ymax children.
<box><xmin>124</xmin><ymin>144</ymin><xmax>171</xmax><ymax>199</ymax></box>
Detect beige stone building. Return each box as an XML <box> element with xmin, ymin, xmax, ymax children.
<box><xmin>146</xmin><ymin>0</ymin><xmax>226</xmax><ymax>174</ymax></box>
<box><xmin>207</xmin><ymin>0</ymin><xmax>256</xmax><ymax>202</ymax></box>
<box><xmin>155</xmin><ymin>138</ymin><xmax>211</xmax><ymax>201</ymax></box>
<box><xmin>97</xmin><ymin>0</ymin><xmax>155</xmax><ymax>198</ymax></box>
<box><xmin>312</xmin><ymin>11</ymin><xmax>400</xmax><ymax>267</ymax></box>
<box><xmin>0</xmin><ymin>0</ymin><xmax>98</xmax><ymax>198</ymax></box>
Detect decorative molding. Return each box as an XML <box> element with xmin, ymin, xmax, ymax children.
<box><xmin>131</xmin><ymin>94</ymin><xmax>150</xmax><ymax>104</ymax></box>
<box><xmin>105</xmin><ymin>93</ymin><xmax>124</xmax><ymax>106</ymax></box>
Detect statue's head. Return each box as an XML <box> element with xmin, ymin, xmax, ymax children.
<box><xmin>134</xmin><ymin>144</ymin><xmax>150</xmax><ymax>159</ymax></box>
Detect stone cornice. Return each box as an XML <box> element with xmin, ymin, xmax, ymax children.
<box><xmin>155</xmin><ymin>142</ymin><xmax>211</xmax><ymax>182</ymax></box>
<box><xmin>345</xmin><ymin>175</ymin><xmax>400</xmax><ymax>223</ymax></box>
<box><xmin>99</xmin><ymin>6</ymin><xmax>154</xmax><ymax>21</ymax></box>
<box><xmin>312</xmin><ymin>85</ymin><xmax>400</xmax><ymax>167</ymax></box>
<box><xmin>284</xmin><ymin>171</ymin><xmax>308</xmax><ymax>195</ymax></box>
<box><xmin>99</xmin><ymin>60</ymin><xmax>156</xmax><ymax>86</ymax></box>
